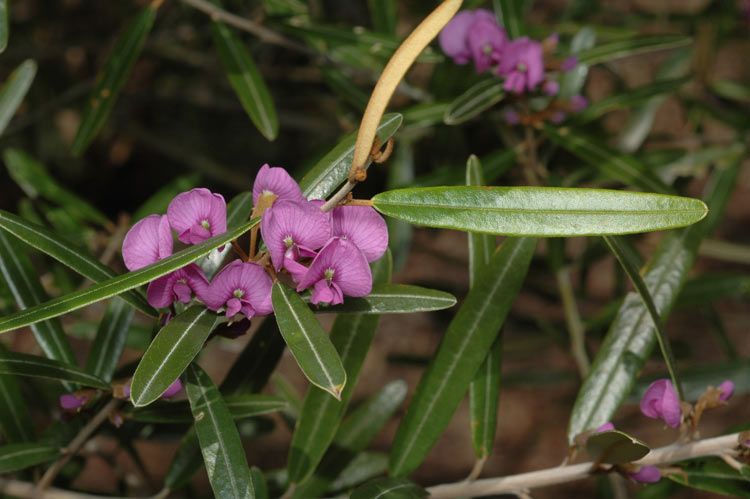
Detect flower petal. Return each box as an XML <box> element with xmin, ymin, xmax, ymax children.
<box><xmin>161</xmin><ymin>379</ymin><xmax>183</xmax><ymax>399</ymax></box>
<box><xmin>252</xmin><ymin>164</ymin><xmax>305</xmax><ymax>205</ymax></box>
<box><xmin>298</xmin><ymin>237</ymin><xmax>372</xmax><ymax>298</ymax></box>
<box><xmin>167</xmin><ymin>188</ymin><xmax>227</xmax><ymax>244</ymax></box>
<box><xmin>122</xmin><ymin>215</ymin><xmax>173</xmax><ymax>271</ymax></box>
<box><xmin>718</xmin><ymin>380</ymin><xmax>735</xmax><ymax>401</ymax></box>
<box><xmin>331</xmin><ymin>205</ymin><xmax>388</xmax><ymax>262</ymax></box>
<box><xmin>260</xmin><ymin>200</ymin><xmax>331</xmax><ymax>271</ymax></box>
<box><xmin>438</xmin><ymin>10</ymin><xmax>476</xmax><ymax>64</ymax></box>
<box><xmin>147</xmin><ymin>274</ymin><xmax>178</xmax><ymax>309</ymax></box>
<box><xmin>630</xmin><ymin>466</ymin><xmax>661</xmax><ymax>484</ymax></box>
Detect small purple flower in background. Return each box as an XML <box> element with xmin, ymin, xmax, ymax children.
<box><xmin>204</xmin><ymin>260</ymin><xmax>273</xmax><ymax>319</ymax></box>
<box><xmin>331</xmin><ymin>206</ymin><xmax>388</xmax><ymax>263</ymax></box>
<box><xmin>146</xmin><ymin>264</ymin><xmax>209</xmax><ymax>309</ymax></box>
<box><xmin>570</xmin><ymin>95</ymin><xmax>588</xmax><ymax>113</ymax></box>
<box><xmin>122</xmin><ymin>214</ymin><xmax>173</xmax><ymax>271</ymax></box>
<box><xmin>467</xmin><ymin>12</ymin><xmax>507</xmax><ymax>73</ymax></box>
<box><xmin>59</xmin><ymin>392</ymin><xmax>90</xmax><ymax>412</ymax></box>
<box><xmin>252</xmin><ymin>164</ymin><xmax>305</xmax><ymax>206</ymax></box>
<box><xmin>498</xmin><ymin>37</ymin><xmax>544</xmax><ymax>94</ymax></box>
<box><xmin>167</xmin><ymin>188</ymin><xmax>227</xmax><ymax>245</ymax></box>
<box><xmin>161</xmin><ymin>379</ymin><xmax>183</xmax><ymax>399</ymax></box>
<box><xmin>595</xmin><ymin>422</ymin><xmax>615</xmax><ymax>432</ymax></box>
<box><xmin>438</xmin><ymin>10</ymin><xmax>478</xmax><ymax>65</ymax></box>
<box><xmin>297</xmin><ymin>238</ymin><xmax>372</xmax><ymax>306</ymax></box>
<box><xmin>718</xmin><ymin>380</ymin><xmax>735</xmax><ymax>401</ymax></box>
<box><xmin>640</xmin><ymin>379</ymin><xmax>682</xmax><ymax>428</ymax></box>
<box><xmin>629</xmin><ymin>465</ymin><xmax>661</xmax><ymax>484</ymax></box>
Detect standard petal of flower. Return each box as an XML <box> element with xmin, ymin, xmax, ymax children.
<box><xmin>332</xmin><ymin>205</ymin><xmax>388</xmax><ymax>262</ymax></box>
<box><xmin>718</xmin><ymin>380</ymin><xmax>735</xmax><ymax>401</ymax></box>
<box><xmin>640</xmin><ymin>379</ymin><xmax>668</xmax><ymax>419</ymax></box>
<box><xmin>252</xmin><ymin>164</ymin><xmax>305</xmax><ymax>205</ymax></box>
<box><xmin>438</xmin><ymin>10</ymin><xmax>476</xmax><ymax>64</ymax></box>
<box><xmin>595</xmin><ymin>422</ymin><xmax>615</xmax><ymax>433</ymax></box>
<box><xmin>167</xmin><ymin>188</ymin><xmax>227</xmax><ymax>244</ymax></box>
<box><xmin>147</xmin><ymin>274</ymin><xmax>178</xmax><ymax>309</ymax></box>
<box><xmin>467</xmin><ymin>17</ymin><xmax>507</xmax><ymax>73</ymax></box>
<box><xmin>298</xmin><ymin>238</ymin><xmax>372</xmax><ymax>298</ymax></box>
<box><xmin>260</xmin><ymin>200</ymin><xmax>331</xmax><ymax>271</ymax></box>
<box><xmin>202</xmin><ymin>260</ymin><xmax>245</xmax><ymax>311</ymax></box>
<box><xmin>122</xmin><ymin>214</ymin><xmax>173</xmax><ymax>271</ymax></box>
<box><xmin>659</xmin><ymin>381</ymin><xmax>681</xmax><ymax>428</ymax></box>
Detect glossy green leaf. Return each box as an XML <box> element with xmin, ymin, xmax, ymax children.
<box><xmin>0</xmin><ymin>60</ymin><xmax>36</xmax><ymax>136</ymax></box>
<box><xmin>298</xmin><ymin>113</ymin><xmax>402</xmax><ymax>200</ymax></box>
<box><xmin>131</xmin><ymin>306</ymin><xmax>217</xmax><ymax>407</ymax></box>
<box><xmin>668</xmin><ymin>458</ymin><xmax>750</xmax><ymax>497</ymax></box>
<box><xmin>317</xmin><ymin>284</ymin><xmax>456</xmax><ymax>315</ymax></box>
<box><xmin>293</xmin><ymin>380</ymin><xmax>408</xmax><ymax>498</ymax></box>
<box><xmin>373</xmin><ymin>186</ymin><xmax>707</xmax><ymax>237</ymax></box>
<box><xmin>287</xmin><ymin>257</ymin><xmax>391</xmax><ymax>484</ymax></box>
<box><xmin>443</xmin><ymin>79</ymin><xmax>504</xmax><ymax>125</ymax></box>
<box><xmin>221</xmin><ymin>318</ymin><xmax>286</xmax><ymax>395</ymax></box>
<box><xmin>567</xmin><ymin>162</ymin><xmax>738</xmax><ymax>442</ymax></box>
<box><xmin>0</xmin><ymin>0</ymin><xmax>7</xmax><ymax>53</ymax></box>
<box><xmin>351</xmin><ymin>477</ymin><xmax>428</xmax><ymax>499</ymax></box>
<box><xmin>133</xmin><ymin>174</ymin><xmax>200</xmax><ymax>222</ymax></box>
<box><xmin>0</xmin><ymin>351</ymin><xmax>109</xmax><ymax>389</ymax></box>
<box><xmin>0</xmin><ymin>443</ymin><xmax>59</xmax><ymax>473</ymax></box>
<box><xmin>212</xmin><ymin>8</ymin><xmax>279</xmax><ymax>141</ymax></box>
<box><xmin>328</xmin><ymin>452</ymin><xmax>388</xmax><ymax>493</ymax></box>
<box><xmin>131</xmin><ymin>394</ymin><xmax>287</xmax><ymax>423</ymax></box>
<box><xmin>585</xmin><ymin>430</ymin><xmax>650</xmax><ymax>464</ymax></box>
<box><xmin>201</xmin><ymin>191</ymin><xmax>254</xmax><ymax>278</ymax></box>
<box><xmin>401</xmin><ymin>102</ymin><xmax>450</xmax><ymax>129</ymax></box>
<box><xmin>185</xmin><ymin>363</ymin><xmax>255</xmax><ymax>499</ymax></box>
<box><xmin>390</xmin><ymin>238</ymin><xmax>535</xmax><ymax>476</ymax></box>
<box><xmin>272</xmin><ymin>283</ymin><xmax>347</xmax><ymax>399</ymax></box>
<box><xmin>493</xmin><ymin>0</ymin><xmax>524</xmax><ymax>38</ymax></box>
<box><xmin>0</xmin><ymin>373</ymin><xmax>34</xmax><ymax>443</ymax></box>
<box><xmin>577</xmin><ymin>34</ymin><xmax>691</xmax><ymax>66</ymax></box>
<box><xmin>251</xmin><ymin>467</ymin><xmax>269</xmax><ymax>499</ymax></box>
<box><xmin>542</xmin><ymin>126</ymin><xmax>671</xmax><ymax>194</ymax></box>
<box><xmin>0</xmin><ymin>220</ymin><xmax>256</xmax><ymax>334</ymax></box>
<box><xmin>0</xmin><ymin>209</ymin><xmax>154</xmax><ymax>316</ymax></box>
<box><xmin>84</xmin><ymin>298</ymin><xmax>133</xmax><ymax>383</ymax></box>
<box><xmin>72</xmin><ymin>5</ymin><xmax>157</xmax><ymax>155</ymax></box>
<box><xmin>604</xmin><ymin>236</ymin><xmax>682</xmax><ymax>398</ymax></box>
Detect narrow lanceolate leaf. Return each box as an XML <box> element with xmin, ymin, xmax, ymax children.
<box><xmin>351</xmin><ymin>477</ymin><xmax>428</xmax><ymax>499</ymax></box>
<box><xmin>0</xmin><ymin>231</ymin><xmax>77</xmax><ymax>370</ymax></box>
<box><xmin>0</xmin><ymin>0</ymin><xmax>8</xmax><ymax>53</ymax></box>
<box><xmin>567</xmin><ymin>162</ymin><xmax>738</xmax><ymax>442</ymax></box>
<box><xmin>0</xmin><ymin>60</ymin><xmax>36</xmax><ymax>136</ymax></box>
<box><xmin>131</xmin><ymin>394</ymin><xmax>287</xmax><ymax>423</ymax></box>
<box><xmin>0</xmin><ymin>220</ymin><xmax>256</xmax><ymax>334</ymax></box>
<box><xmin>0</xmin><ymin>210</ymin><xmax>154</xmax><ymax>316</ymax></box>
<box><xmin>493</xmin><ymin>0</ymin><xmax>524</xmax><ymax>38</ymax></box>
<box><xmin>288</xmin><ymin>257</ymin><xmax>391</xmax><ymax>485</ymax></box>
<box><xmin>604</xmin><ymin>235</ymin><xmax>683</xmax><ymax>398</ymax></box>
<box><xmin>443</xmin><ymin>79</ymin><xmax>504</xmax><ymax>125</ymax></box>
<box><xmin>466</xmin><ymin>155</ymin><xmax>501</xmax><ymax>460</ymax></box>
<box><xmin>390</xmin><ymin>238</ymin><xmax>536</xmax><ymax>477</ymax></box>
<box><xmin>85</xmin><ymin>298</ymin><xmax>133</xmax><ymax>382</ymax></box>
<box><xmin>373</xmin><ymin>186</ymin><xmax>707</xmax><ymax>237</ymax></box>
<box><xmin>541</xmin><ymin>125</ymin><xmax>672</xmax><ymax>194</ymax></box>
<box><xmin>212</xmin><ymin>11</ymin><xmax>279</xmax><ymax>141</ymax></box>
<box><xmin>272</xmin><ymin>283</ymin><xmax>347</xmax><ymax>399</ymax></box>
<box><xmin>319</xmin><ymin>284</ymin><xmax>456</xmax><ymax>315</ymax></box>
<box><xmin>131</xmin><ymin>306</ymin><xmax>217</xmax><ymax>407</ymax></box>
<box><xmin>0</xmin><ymin>443</ymin><xmax>59</xmax><ymax>473</ymax></box>
<box><xmin>185</xmin><ymin>364</ymin><xmax>255</xmax><ymax>499</ymax></box>
<box><xmin>299</xmin><ymin>113</ymin><xmax>402</xmax><ymax>200</ymax></box>
<box><xmin>0</xmin><ymin>366</ymin><xmax>34</xmax><ymax>442</ymax></box>
<box><xmin>0</xmin><ymin>351</ymin><xmax>109</xmax><ymax>389</ymax></box>
<box><xmin>72</xmin><ymin>5</ymin><xmax>157</xmax><ymax>155</ymax></box>
<box><xmin>577</xmin><ymin>34</ymin><xmax>691</xmax><ymax>66</ymax></box>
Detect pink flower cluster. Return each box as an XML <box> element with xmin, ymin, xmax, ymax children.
<box><xmin>121</xmin><ymin>164</ymin><xmax>388</xmax><ymax>319</ymax></box>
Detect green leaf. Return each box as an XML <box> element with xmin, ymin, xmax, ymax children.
<box><xmin>604</xmin><ymin>235</ymin><xmax>682</xmax><ymax>398</ymax></box>
<box><xmin>0</xmin><ymin>372</ymin><xmax>34</xmax><ymax>442</ymax></box>
<box><xmin>493</xmin><ymin>0</ymin><xmax>524</xmax><ymax>38</ymax></box>
<box><xmin>0</xmin><ymin>60</ymin><xmax>36</xmax><ymax>136</ymax></box>
<box><xmin>677</xmin><ymin>274</ymin><xmax>750</xmax><ymax>308</ymax></box>
<box><xmin>251</xmin><ymin>467</ymin><xmax>269</xmax><ymax>499</ymax></box>
<box><xmin>72</xmin><ymin>5</ymin><xmax>157</xmax><ymax>155</ymax></box>
<box><xmin>212</xmin><ymin>10</ymin><xmax>279</xmax><ymax>141</ymax></box>
<box><xmin>711</xmin><ymin>79</ymin><xmax>750</xmax><ymax>105</ymax></box>
<box><xmin>567</xmin><ymin>162</ymin><xmax>738</xmax><ymax>442</ymax></box>
<box><xmin>541</xmin><ymin>126</ymin><xmax>672</xmax><ymax>194</ymax></box>
<box><xmin>133</xmin><ymin>174</ymin><xmax>201</xmax><ymax>222</ymax></box>
<box><xmin>668</xmin><ymin>458</ymin><xmax>750</xmax><ymax>497</ymax></box>
<box><xmin>287</xmin><ymin>257</ymin><xmax>391</xmax><ymax>484</ymax></box>
<box><xmin>390</xmin><ymin>238</ymin><xmax>536</xmax><ymax>476</ymax></box>
<box><xmin>220</xmin><ymin>318</ymin><xmax>286</xmax><ymax>395</ymax></box>
<box><xmin>185</xmin><ymin>364</ymin><xmax>255</xmax><ymax>499</ymax></box>
<box><xmin>4</xmin><ymin>149</ymin><xmax>109</xmax><ymax>225</ymax></box>
<box><xmin>299</xmin><ymin>113</ymin><xmax>402</xmax><ymax>200</ymax></box>
<box><xmin>271</xmin><ymin>283</ymin><xmax>347</xmax><ymax>399</ymax></box>
<box><xmin>317</xmin><ymin>284</ymin><xmax>456</xmax><ymax>314</ymax></box>
<box><xmin>0</xmin><ymin>351</ymin><xmax>109</xmax><ymax>389</ymax></box>
<box><xmin>0</xmin><ymin>0</ymin><xmax>8</xmax><ymax>53</ymax></box>
<box><xmin>0</xmin><ymin>443</ymin><xmax>59</xmax><ymax>473</ymax></box>
<box><xmin>351</xmin><ymin>477</ymin><xmax>428</xmax><ymax>499</ymax></box>
<box><xmin>131</xmin><ymin>306</ymin><xmax>217</xmax><ymax>407</ymax></box>
<box><xmin>443</xmin><ymin>79</ymin><xmax>505</xmax><ymax>125</ymax></box>
<box><xmin>373</xmin><ymin>186</ymin><xmax>707</xmax><ymax>237</ymax></box>
<box><xmin>585</xmin><ymin>430</ymin><xmax>650</xmax><ymax>465</ymax></box>
<box><xmin>0</xmin><ymin>209</ymin><xmax>154</xmax><ymax>316</ymax></box>
<box><xmin>0</xmin><ymin>220</ymin><xmax>256</xmax><ymax>334</ymax></box>
<box><xmin>368</xmin><ymin>0</ymin><xmax>397</xmax><ymax>33</ymax></box>
<box><xmin>131</xmin><ymin>394</ymin><xmax>287</xmax><ymax>423</ymax></box>
<box><xmin>328</xmin><ymin>452</ymin><xmax>388</xmax><ymax>493</ymax></box>
<box><xmin>84</xmin><ymin>298</ymin><xmax>133</xmax><ymax>383</ymax></box>
<box><xmin>577</xmin><ymin>35</ymin><xmax>691</xmax><ymax>66</ymax></box>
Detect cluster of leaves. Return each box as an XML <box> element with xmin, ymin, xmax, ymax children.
<box><xmin>0</xmin><ymin>0</ymin><xmax>748</xmax><ymax>498</ymax></box>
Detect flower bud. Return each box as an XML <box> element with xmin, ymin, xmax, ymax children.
<box><xmin>717</xmin><ymin>380</ymin><xmax>735</xmax><ymax>402</ymax></box>
<box><xmin>629</xmin><ymin>465</ymin><xmax>661</xmax><ymax>483</ymax></box>
<box><xmin>640</xmin><ymin>379</ymin><xmax>681</xmax><ymax>428</ymax></box>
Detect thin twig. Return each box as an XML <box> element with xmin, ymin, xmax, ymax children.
<box><xmin>427</xmin><ymin>433</ymin><xmax>743</xmax><ymax>498</ymax></box>
<box><xmin>0</xmin><ymin>479</ymin><xmax>132</xmax><ymax>499</ymax></box>
<box><xmin>37</xmin><ymin>399</ymin><xmax>122</xmax><ymax>492</ymax></box>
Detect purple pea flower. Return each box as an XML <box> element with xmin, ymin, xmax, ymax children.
<box><xmin>167</xmin><ymin>188</ymin><xmax>227</xmax><ymax>245</ymax></box>
<box><xmin>595</xmin><ymin>422</ymin><xmax>615</xmax><ymax>433</ymax></box>
<box><xmin>252</xmin><ymin>164</ymin><xmax>305</xmax><ymax>206</ymax></box>
<box><xmin>640</xmin><ymin>379</ymin><xmax>681</xmax><ymax>428</ymax></box>
<box><xmin>718</xmin><ymin>380</ymin><xmax>735</xmax><ymax>401</ymax></box>
<box><xmin>161</xmin><ymin>379</ymin><xmax>183</xmax><ymax>399</ymax></box>
<box><xmin>331</xmin><ymin>205</ymin><xmax>388</xmax><ymax>263</ymax></box>
<box><xmin>122</xmin><ymin>214</ymin><xmax>173</xmax><ymax>271</ymax></box>
<box><xmin>260</xmin><ymin>200</ymin><xmax>331</xmax><ymax>280</ymax></box>
<box><xmin>59</xmin><ymin>392</ymin><xmax>90</xmax><ymax>412</ymax></box>
<box><xmin>146</xmin><ymin>264</ymin><xmax>209</xmax><ymax>309</ymax></box>
<box><xmin>467</xmin><ymin>13</ymin><xmax>507</xmax><ymax>73</ymax></box>
<box><xmin>297</xmin><ymin>237</ymin><xmax>372</xmax><ymax>306</ymax></box>
<box><xmin>570</xmin><ymin>95</ymin><xmax>588</xmax><ymax>113</ymax></box>
<box><xmin>498</xmin><ymin>37</ymin><xmax>544</xmax><ymax>94</ymax></box>
<box><xmin>204</xmin><ymin>260</ymin><xmax>273</xmax><ymax>319</ymax></box>
<box><xmin>439</xmin><ymin>10</ymin><xmax>479</xmax><ymax>65</ymax></box>
<box><xmin>629</xmin><ymin>465</ymin><xmax>661</xmax><ymax>484</ymax></box>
